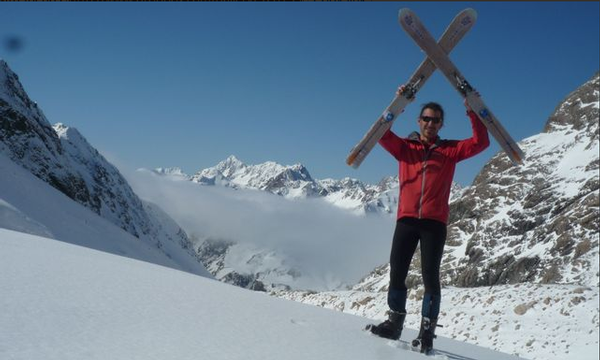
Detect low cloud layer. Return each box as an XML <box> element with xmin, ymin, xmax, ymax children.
<box><xmin>122</xmin><ymin>167</ymin><xmax>395</xmax><ymax>288</ymax></box>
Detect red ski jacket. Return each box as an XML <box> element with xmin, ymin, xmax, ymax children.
<box><xmin>379</xmin><ymin>110</ymin><xmax>490</xmax><ymax>224</ymax></box>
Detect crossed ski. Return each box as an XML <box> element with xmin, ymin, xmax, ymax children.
<box><xmin>345</xmin><ymin>9</ymin><xmax>477</xmax><ymax>169</ymax></box>
<box><xmin>346</xmin><ymin>8</ymin><xmax>523</xmax><ymax>168</ymax></box>
<box><xmin>399</xmin><ymin>8</ymin><xmax>524</xmax><ymax>164</ymax></box>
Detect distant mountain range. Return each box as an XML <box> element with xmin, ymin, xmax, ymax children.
<box><xmin>153</xmin><ymin>155</ymin><xmax>464</xmax><ymax>216</ymax></box>
<box><xmin>155</xmin><ymin>157</ymin><xmax>400</xmax><ymax>216</ymax></box>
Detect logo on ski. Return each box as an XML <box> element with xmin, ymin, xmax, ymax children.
<box><xmin>383</xmin><ymin>111</ymin><xmax>395</xmax><ymax>122</ymax></box>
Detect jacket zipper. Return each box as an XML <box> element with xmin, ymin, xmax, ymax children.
<box><xmin>418</xmin><ymin>144</ymin><xmax>436</xmax><ymax>219</ymax></box>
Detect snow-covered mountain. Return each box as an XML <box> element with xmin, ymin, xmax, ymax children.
<box><xmin>0</xmin><ymin>151</ymin><xmax>210</xmax><ymax>276</ymax></box>
<box><xmin>0</xmin><ymin>59</ymin><xmax>208</xmax><ymax>276</ymax></box>
<box><xmin>192</xmin><ymin>155</ymin><xmax>321</xmax><ymax>198</ymax></box>
<box><xmin>444</xmin><ymin>72</ymin><xmax>599</xmax><ymax>288</ymax></box>
<box><xmin>164</xmin><ymin>155</ymin><xmax>465</xmax><ymax>216</ymax></box>
<box><xmin>274</xmin><ymin>72</ymin><xmax>600</xmax><ymax>360</ymax></box>
<box><xmin>183</xmin><ymin>155</ymin><xmax>408</xmax><ymax>216</ymax></box>
<box><xmin>197</xmin><ymin>238</ymin><xmax>302</xmax><ymax>292</ymax></box>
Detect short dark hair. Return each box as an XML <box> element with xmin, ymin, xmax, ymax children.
<box><xmin>419</xmin><ymin>102</ymin><xmax>444</xmax><ymax>121</ymax></box>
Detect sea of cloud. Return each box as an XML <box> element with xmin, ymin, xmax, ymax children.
<box><xmin>120</xmin><ymin>165</ymin><xmax>395</xmax><ymax>288</ymax></box>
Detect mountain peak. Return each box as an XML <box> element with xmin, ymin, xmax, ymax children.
<box><xmin>53</xmin><ymin>123</ymin><xmax>85</xmax><ymax>143</ymax></box>
<box><xmin>0</xmin><ymin>60</ymin><xmax>45</xmax><ymax>123</ymax></box>
<box><xmin>544</xmin><ymin>72</ymin><xmax>599</xmax><ymax>134</ymax></box>
<box><xmin>216</xmin><ymin>155</ymin><xmax>247</xmax><ymax>177</ymax></box>
<box><xmin>228</xmin><ymin>154</ymin><xmax>240</xmax><ymax>160</ymax></box>
<box><xmin>0</xmin><ymin>59</ymin><xmax>13</xmax><ymax>78</ymax></box>
<box><xmin>224</xmin><ymin>154</ymin><xmax>243</xmax><ymax>164</ymax></box>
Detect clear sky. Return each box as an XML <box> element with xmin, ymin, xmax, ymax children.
<box><xmin>1</xmin><ymin>2</ymin><xmax>599</xmax><ymax>186</ymax></box>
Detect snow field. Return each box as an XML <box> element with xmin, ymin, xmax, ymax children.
<box><xmin>1</xmin><ymin>229</ymin><xmax>523</xmax><ymax>360</ymax></box>
<box><xmin>275</xmin><ymin>283</ymin><xmax>599</xmax><ymax>360</ymax></box>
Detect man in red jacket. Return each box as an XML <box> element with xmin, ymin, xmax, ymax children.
<box><xmin>366</xmin><ymin>86</ymin><xmax>490</xmax><ymax>353</ymax></box>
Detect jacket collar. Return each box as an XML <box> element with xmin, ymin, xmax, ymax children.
<box><xmin>408</xmin><ymin>131</ymin><xmax>442</xmax><ymax>148</ymax></box>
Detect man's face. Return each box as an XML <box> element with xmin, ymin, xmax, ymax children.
<box><xmin>418</xmin><ymin>108</ymin><xmax>443</xmax><ymax>140</ymax></box>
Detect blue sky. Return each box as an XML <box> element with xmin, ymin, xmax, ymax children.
<box><xmin>1</xmin><ymin>2</ymin><xmax>599</xmax><ymax>186</ymax></box>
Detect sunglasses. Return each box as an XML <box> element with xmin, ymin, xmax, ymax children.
<box><xmin>420</xmin><ymin>116</ymin><xmax>443</xmax><ymax>124</ymax></box>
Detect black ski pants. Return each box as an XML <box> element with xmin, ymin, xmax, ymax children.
<box><xmin>387</xmin><ymin>217</ymin><xmax>447</xmax><ymax>319</ymax></box>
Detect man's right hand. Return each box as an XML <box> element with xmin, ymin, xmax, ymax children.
<box><xmin>396</xmin><ymin>85</ymin><xmax>407</xmax><ymax>97</ymax></box>
<box><xmin>396</xmin><ymin>85</ymin><xmax>416</xmax><ymax>103</ymax></box>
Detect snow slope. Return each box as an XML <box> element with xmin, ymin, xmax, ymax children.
<box><xmin>276</xmin><ymin>284</ymin><xmax>599</xmax><ymax>360</ymax></box>
<box><xmin>0</xmin><ymin>228</ymin><xmax>524</xmax><ymax>360</ymax></box>
<box><xmin>0</xmin><ymin>151</ymin><xmax>210</xmax><ymax>277</ymax></box>
<box><xmin>1</xmin><ymin>59</ymin><xmax>207</xmax><ymax>278</ymax></box>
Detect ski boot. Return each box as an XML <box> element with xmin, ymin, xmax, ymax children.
<box><xmin>365</xmin><ymin>310</ymin><xmax>406</xmax><ymax>340</ymax></box>
<box><xmin>411</xmin><ymin>317</ymin><xmax>439</xmax><ymax>355</ymax></box>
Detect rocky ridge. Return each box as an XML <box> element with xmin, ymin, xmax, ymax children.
<box><xmin>0</xmin><ymin>60</ymin><xmax>206</xmax><ymax>274</ymax></box>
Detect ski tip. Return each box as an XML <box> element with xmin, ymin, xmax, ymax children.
<box><xmin>346</xmin><ymin>153</ymin><xmax>356</xmax><ymax>165</ymax></box>
<box><xmin>462</xmin><ymin>8</ymin><xmax>478</xmax><ymax>21</ymax></box>
<box><xmin>347</xmin><ymin>148</ymin><xmax>366</xmax><ymax>168</ymax></box>
<box><xmin>398</xmin><ymin>8</ymin><xmax>415</xmax><ymax>27</ymax></box>
<box><xmin>398</xmin><ymin>8</ymin><xmax>413</xmax><ymax>18</ymax></box>
<box><xmin>511</xmin><ymin>151</ymin><xmax>524</xmax><ymax>165</ymax></box>
<box><xmin>349</xmin><ymin>161</ymin><xmax>361</xmax><ymax>169</ymax></box>
<box><xmin>346</xmin><ymin>154</ymin><xmax>359</xmax><ymax>168</ymax></box>
<box><xmin>504</xmin><ymin>147</ymin><xmax>524</xmax><ymax>165</ymax></box>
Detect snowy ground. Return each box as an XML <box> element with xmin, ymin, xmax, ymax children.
<box><xmin>0</xmin><ymin>229</ymin><xmax>524</xmax><ymax>360</ymax></box>
<box><xmin>275</xmin><ymin>284</ymin><xmax>599</xmax><ymax>360</ymax></box>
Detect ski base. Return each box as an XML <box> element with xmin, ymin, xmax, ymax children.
<box><xmin>399</xmin><ymin>8</ymin><xmax>524</xmax><ymax>165</ymax></box>
<box><xmin>346</xmin><ymin>8</ymin><xmax>477</xmax><ymax>169</ymax></box>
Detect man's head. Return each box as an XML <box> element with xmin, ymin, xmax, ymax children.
<box><xmin>418</xmin><ymin>102</ymin><xmax>444</xmax><ymax>143</ymax></box>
